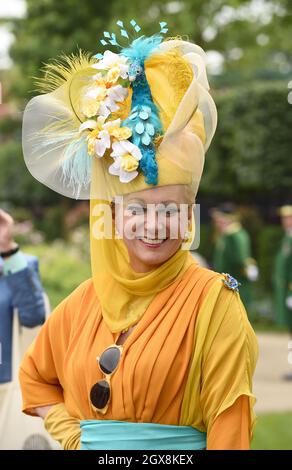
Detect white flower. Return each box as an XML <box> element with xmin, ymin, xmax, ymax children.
<box><xmin>94</xmin><ymin>130</ymin><xmax>111</xmax><ymax>157</ymax></box>
<box><xmin>83</xmin><ymin>85</ymin><xmax>105</xmax><ymax>100</ymax></box>
<box><xmin>94</xmin><ymin>118</ymin><xmax>121</xmax><ymax>157</ymax></box>
<box><xmin>80</xmin><ymin>83</ymin><xmax>107</xmax><ymax>118</ymax></box>
<box><xmin>109</xmin><ymin>140</ymin><xmax>142</xmax><ymax>183</ymax></box>
<box><xmin>97</xmin><ymin>102</ymin><xmax>112</xmax><ymax>119</ymax></box>
<box><xmin>92</xmin><ymin>72</ymin><xmax>103</xmax><ymax>81</ymax></box>
<box><xmin>81</xmin><ymin>117</ymin><xmax>124</xmax><ymax>158</ymax></box>
<box><xmin>98</xmin><ymin>85</ymin><xmax>128</xmax><ymax>117</ymax></box>
<box><xmin>79</xmin><ymin>119</ymin><xmax>98</xmax><ymax>133</ymax></box>
<box><xmin>107</xmin><ymin>84</ymin><xmax>128</xmax><ymax>102</ymax></box>
<box><xmin>92</xmin><ymin>50</ymin><xmax>129</xmax><ymax>79</ymax></box>
<box><xmin>103</xmin><ymin>118</ymin><xmax>121</xmax><ymax>129</ymax></box>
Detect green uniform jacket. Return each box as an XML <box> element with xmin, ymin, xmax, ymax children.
<box><xmin>274</xmin><ymin>232</ymin><xmax>292</xmax><ymax>330</ymax></box>
<box><xmin>213</xmin><ymin>223</ymin><xmax>255</xmax><ymax>310</ymax></box>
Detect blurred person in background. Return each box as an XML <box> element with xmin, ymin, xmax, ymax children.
<box><xmin>210</xmin><ymin>203</ymin><xmax>259</xmax><ymax>317</ymax></box>
<box><xmin>0</xmin><ymin>208</ymin><xmax>46</xmax><ymax>384</ymax></box>
<box><xmin>274</xmin><ymin>205</ymin><xmax>292</xmax><ymax>380</ymax></box>
<box><xmin>0</xmin><ymin>208</ymin><xmax>49</xmax><ymax>449</ymax></box>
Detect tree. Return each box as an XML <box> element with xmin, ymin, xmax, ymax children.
<box><xmin>8</xmin><ymin>0</ymin><xmax>115</xmax><ymax>101</ymax></box>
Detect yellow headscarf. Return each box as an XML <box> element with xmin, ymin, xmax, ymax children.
<box><xmin>22</xmin><ymin>34</ymin><xmax>217</xmax><ymax>332</ymax></box>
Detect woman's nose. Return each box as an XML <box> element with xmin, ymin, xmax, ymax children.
<box><xmin>144</xmin><ymin>206</ymin><xmax>165</xmax><ymax>238</ymax></box>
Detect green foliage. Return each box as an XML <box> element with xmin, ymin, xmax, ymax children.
<box><xmin>0</xmin><ymin>112</ymin><xmax>60</xmax><ymax>206</ymax></box>
<box><xmin>201</xmin><ymin>81</ymin><xmax>292</xmax><ymax>202</ymax></box>
<box><xmin>6</xmin><ymin>0</ymin><xmax>292</xmax><ymax>103</ymax></box>
<box><xmin>0</xmin><ymin>138</ymin><xmax>60</xmax><ymax>207</ymax></box>
<box><xmin>34</xmin><ymin>205</ymin><xmax>68</xmax><ymax>241</ymax></box>
<box><xmin>8</xmin><ymin>0</ymin><xmax>115</xmax><ymax>102</ymax></box>
<box><xmin>252</xmin><ymin>412</ymin><xmax>292</xmax><ymax>450</ymax></box>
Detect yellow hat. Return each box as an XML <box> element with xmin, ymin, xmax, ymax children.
<box><xmin>22</xmin><ymin>22</ymin><xmax>217</xmax><ymax>202</ymax></box>
<box><xmin>279</xmin><ymin>205</ymin><xmax>292</xmax><ymax>217</ymax></box>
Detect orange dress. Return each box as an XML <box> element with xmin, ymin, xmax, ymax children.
<box><xmin>19</xmin><ymin>264</ymin><xmax>257</xmax><ymax>449</ymax></box>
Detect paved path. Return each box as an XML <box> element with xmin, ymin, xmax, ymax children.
<box><xmin>254</xmin><ymin>332</ymin><xmax>292</xmax><ymax>414</ymax></box>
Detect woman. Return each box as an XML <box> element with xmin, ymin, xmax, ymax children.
<box><xmin>0</xmin><ymin>208</ymin><xmax>47</xmax><ymax>450</ymax></box>
<box><xmin>19</xmin><ymin>20</ymin><xmax>258</xmax><ymax>450</ymax></box>
<box><xmin>0</xmin><ymin>208</ymin><xmax>45</xmax><ymax>385</ymax></box>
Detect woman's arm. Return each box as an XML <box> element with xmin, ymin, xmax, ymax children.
<box><xmin>199</xmin><ymin>284</ymin><xmax>258</xmax><ymax>450</ymax></box>
<box><xmin>207</xmin><ymin>395</ymin><xmax>251</xmax><ymax>450</ymax></box>
<box><xmin>26</xmin><ymin>404</ymin><xmax>81</xmax><ymax>450</ymax></box>
<box><xmin>43</xmin><ymin>403</ymin><xmax>81</xmax><ymax>450</ymax></box>
<box><xmin>0</xmin><ymin>209</ymin><xmax>46</xmax><ymax>326</ymax></box>
<box><xmin>5</xmin><ymin>255</ymin><xmax>46</xmax><ymax>327</ymax></box>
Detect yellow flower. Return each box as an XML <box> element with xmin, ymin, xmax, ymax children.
<box><xmin>120</xmin><ymin>153</ymin><xmax>139</xmax><ymax>172</ymax></box>
<box><xmin>110</xmin><ymin>126</ymin><xmax>132</xmax><ymax>141</ymax></box>
<box><xmin>94</xmin><ymin>75</ymin><xmax>106</xmax><ymax>87</ymax></box>
<box><xmin>80</xmin><ymin>83</ymin><xmax>108</xmax><ymax>118</ymax></box>
<box><xmin>106</xmin><ymin>66</ymin><xmax>121</xmax><ymax>84</ymax></box>
<box><xmin>88</xmin><ymin>129</ymin><xmax>100</xmax><ymax>139</ymax></box>
<box><xmin>87</xmin><ymin>129</ymin><xmax>100</xmax><ymax>156</ymax></box>
<box><xmin>80</xmin><ymin>99</ymin><xmax>101</xmax><ymax>118</ymax></box>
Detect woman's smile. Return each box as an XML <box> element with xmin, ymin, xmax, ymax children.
<box><xmin>138</xmin><ymin>236</ymin><xmax>168</xmax><ymax>248</ymax></box>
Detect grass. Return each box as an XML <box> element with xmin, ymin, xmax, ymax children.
<box><xmin>251</xmin><ymin>412</ymin><xmax>292</xmax><ymax>450</ymax></box>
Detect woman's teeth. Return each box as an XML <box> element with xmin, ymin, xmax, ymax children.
<box><xmin>140</xmin><ymin>237</ymin><xmax>166</xmax><ymax>245</ymax></box>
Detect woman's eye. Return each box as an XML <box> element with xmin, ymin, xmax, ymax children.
<box><xmin>158</xmin><ymin>208</ymin><xmax>179</xmax><ymax>217</ymax></box>
<box><xmin>166</xmin><ymin>209</ymin><xmax>179</xmax><ymax>217</ymax></box>
<box><xmin>125</xmin><ymin>206</ymin><xmax>144</xmax><ymax>216</ymax></box>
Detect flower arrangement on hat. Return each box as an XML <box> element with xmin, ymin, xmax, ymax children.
<box><xmin>76</xmin><ymin>19</ymin><xmax>169</xmax><ymax>184</ymax></box>
<box><xmin>23</xmin><ymin>18</ymin><xmax>216</xmax><ymax>200</ymax></box>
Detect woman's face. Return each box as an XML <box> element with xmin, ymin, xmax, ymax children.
<box><xmin>114</xmin><ymin>185</ymin><xmax>193</xmax><ymax>273</ymax></box>
<box><xmin>281</xmin><ymin>215</ymin><xmax>292</xmax><ymax>231</ymax></box>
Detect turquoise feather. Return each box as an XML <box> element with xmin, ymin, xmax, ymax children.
<box><xmin>61</xmin><ymin>135</ymin><xmax>92</xmax><ymax>198</ymax></box>
<box><xmin>121</xmin><ymin>35</ymin><xmax>165</xmax><ymax>185</ymax></box>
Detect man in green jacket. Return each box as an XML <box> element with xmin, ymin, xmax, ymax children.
<box><xmin>210</xmin><ymin>203</ymin><xmax>258</xmax><ymax>317</ymax></box>
<box><xmin>274</xmin><ymin>205</ymin><xmax>292</xmax><ymax>332</ymax></box>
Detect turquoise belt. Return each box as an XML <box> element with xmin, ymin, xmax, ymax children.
<box><xmin>80</xmin><ymin>420</ymin><xmax>206</xmax><ymax>450</ymax></box>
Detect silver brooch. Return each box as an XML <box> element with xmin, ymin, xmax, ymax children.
<box><xmin>222</xmin><ymin>273</ymin><xmax>241</xmax><ymax>292</ymax></box>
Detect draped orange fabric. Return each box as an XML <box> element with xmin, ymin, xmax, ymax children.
<box><xmin>207</xmin><ymin>395</ymin><xmax>251</xmax><ymax>450</ymax></box>
<box><xmin>19</xmin><ymin>263</ymin><xmax>219</xmax><ymax>423</ymax></box>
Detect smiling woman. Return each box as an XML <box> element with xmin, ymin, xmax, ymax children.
<box><xmin>19</xmin><ymin>19</ymin><xmax>258</xmax><ymax>451</ymax></box>
<box><xmin>112</xmin><ymin>184</ymin><xmax>193</xmax><ymax>273</ymax></box>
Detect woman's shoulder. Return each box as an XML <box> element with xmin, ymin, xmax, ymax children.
<box><xmin>65</xmin><ymin>277</ymin><xmax>98</xmax><ymax>312</ymax></box>
<box><xmin>191</xmin><ymin>265</ymin><xmax>250</xmax><ymax>324</ymax></box>
<box><xmin>191</xmin><ymin>264</ymin><xmax>242</xmax><ymax>293</ymax></box>
<box><xmin>48</xmin><ymin>278</ymin><xmax>98</xmax><ymax>325</ymax></box>
<box><xmin>68</xmin><ymin>277</ymin><xmax>96</xmax><ymax>300</ymax></box>
<box><xmin>188</xmin><ymin>262</ymin><xmax>224</xmax><ymax>286</ymax></box>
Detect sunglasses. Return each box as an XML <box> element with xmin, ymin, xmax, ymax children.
<box><xmin>90</xmin><ymin>344</ymin><xmax>123</xmax><ymax>415</ymax></box>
